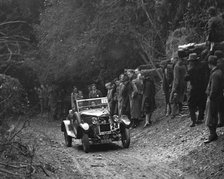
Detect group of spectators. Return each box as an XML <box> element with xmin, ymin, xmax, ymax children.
<box><xmin>161</xmin><ymin>6</ymin><xmax>224</xmax><ymax>144</ymax></box>
<box><xmin>161</xmin><ymin>52</ymin><xmax>208</xmax><ymax>123</ymax></box>
<box><xmin>71</xmin><ymin>69</ymin><xmax>157</xmax><ymax>128</ymax></box>
<box><xmin>104</xmin><ymin>69</ymin><xmax>156</xmax><ymax>128</ymax></box>
<box><xmin>71</xmin><ymin>68</ymin><xmax>157</xmax><ymax>129</ymax></box>
<box><xmin>162</xmin><ymin>49</ymin><xmax>224</xmax><ymax>144</ymax></box>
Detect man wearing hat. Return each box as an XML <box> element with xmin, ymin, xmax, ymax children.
<box><xmin>185</xmin><ymin>53</ymin><xmax>207</xmax><ymax>127</ymax></box>
<box><xmin>89</xmin><ymin>84</ymin><xmax>103</xmax><ymax>98</ymax></box>
<box><xmin>215</xmin><ymin>50</ymin><xmax>224</xmax><ymax>73</ymax></box>
<box><xmin>205</xmin><ymin>55</ymin><xmax>224</xmax><ymax>143</ymax></box>
<box><xmin>214</xmin><ymin>50</ymin><xmax>224</xmax><ymax>127</ymax></box>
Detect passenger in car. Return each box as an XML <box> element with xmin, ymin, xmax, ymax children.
<box><xmin>89</xmin><ymin>84</ymin><xmax>103</xmax><ymax>98</ymax></box>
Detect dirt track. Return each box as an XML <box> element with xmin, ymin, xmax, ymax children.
<box><xmin>27</xmin><ymin>116</ymin><xmax>179</xmax><ymax>179</ymax></box>
<box><xmin>21</xmin><ymin>108</ymin><xmax>224</xmax><ymax>179</ymax></box>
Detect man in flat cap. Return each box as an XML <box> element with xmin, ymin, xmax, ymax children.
<box><xmin>205</xmin><ymin>55</ymin><xmax>224</xmax><ymax>143</ymax></box>
<box><xmin>215</xmin><ymin>50</ymin><xmax>224</xmax><ymax>72</ymax></box>
<box><xmin>185</xmin><ymin>53</ymin><xmax>207</xmax><ymax>127</ymax></box>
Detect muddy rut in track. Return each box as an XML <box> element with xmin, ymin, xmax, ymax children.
<box><xmin>24</xmin><ymin>116</ymin><xmax>179</xmax><ymax>179</ymax></box>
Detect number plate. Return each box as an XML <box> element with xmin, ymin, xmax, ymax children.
<box><xmin>101</xmin><ymin>98</ymin><xmax>108</xmax><ymax>104</ymax></box>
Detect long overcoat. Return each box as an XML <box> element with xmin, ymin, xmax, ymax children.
<box><xmin>185</xmin><ymin>63</ymin><xmax>207</xmax><ymax>108</ymax></box>
<box><xmin>131</xmin><ymin>78</ymin><xmax>143</xmax><ymax>119</ymax></box>
<box><xmin>205</xmin><ymin>67</ymin><xmax>224</xmax><ymax>127</ymax></box>
<box><xmin>142</xmin><ymin>77</ymin><xmax>156</xmax><ymax>114</ymax></box>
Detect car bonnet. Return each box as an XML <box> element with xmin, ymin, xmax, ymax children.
<box><xmin>80</xmin><ymin>108</ymin><xmax>110</xmax><ymax>117</ymax></box>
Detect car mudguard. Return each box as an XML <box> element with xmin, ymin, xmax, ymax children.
<box><xmin>61</xmin><ymin>120</ymin><xmax>76</xmax><ymax>138</ymax></box>
<box><xmin>120</xmin><ymin>115</ymin><xmax>131</xmax><ymax>128</ymax></box>
<box><xmin>76</xmin><ymin>123</ymin><xmax>90</xmax><ymax>139</ymax></box>
<box><xmin>80</xmin><ymin>123</ymin><xmax>89</xmax><ymax>131</ymax></box>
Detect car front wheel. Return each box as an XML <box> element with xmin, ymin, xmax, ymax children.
<box><xmin>121</xmin><ymin>128</ymin><xmax>130</xmax><ymax>148</ymax></box>
<box><xmin>64</xmin><ymin>131</ymin><xmax>72</xmax><ymax>147</ymax></box>
<box><xmin>82</xmin><ymin>134</ymin><xmax>90</xmax><ymax>153</ymax></box>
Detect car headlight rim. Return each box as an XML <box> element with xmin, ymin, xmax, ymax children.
<box><xmin>113</xmin><ymin>115</ymin><xmax>120</xmax><ymax>122</ymax></box>
<box><xmin>91</xmin><ymin>117</ymin><xmax>98</xmax><ymax>124</ymax></box>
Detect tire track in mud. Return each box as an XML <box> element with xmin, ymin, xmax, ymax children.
<box><xmin>31</xmin><ymin>124</ymin><xmax>124</xmax><ymax>179</ymax></box>
<box><xmin>30</xmin><ymin>120</ymin><xmax>179</xmax><ymax>179</ymax></box>
<box><xmin>101</xmin><ymin>150</ymin><xmax>179</xmax><ymax>179</ymax></box>
<box><xmin>63</xmin><ymin>140</ymin><xmax>179</xmax><ymax>179</ymax></box>
<box><xmin>66</xmin><ymin>142</ymin><xmax>127</xmax><ymax>179</ymax></box>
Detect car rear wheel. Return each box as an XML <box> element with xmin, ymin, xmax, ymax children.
<box><xmin>121</xmin><ymin>128</ymin><xmax>130</xmax><ymax>148</ymax></box>
<box><xmin>64</xmin><ymin>131</ymin><xmax>72</xmax><ymax>147</ymax></box>
<box><xmin>82</xmin><ymin>134</ymin><xmax>90</xmax><ymax>153</ymax></box>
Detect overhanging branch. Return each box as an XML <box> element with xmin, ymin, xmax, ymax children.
<box><xmin>0</xmin><ymin>21</ymin><xmax>26</xmax><ymax>27</ymax></box>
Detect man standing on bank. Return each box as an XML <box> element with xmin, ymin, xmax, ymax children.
<box><xmin>170</xmin><ymin>51</ymin><xmax>187</xmax><ymax>118</ymax></box>
<box><xmin>214</xmin><ymin>50</ymin><xmax>224</xmax><ymax>127</ymax></box>
<box><xmin>205</xmin><ymin>55</ymin><xmax>224</xmax><ymax>144</ymax></box>
<box><xmin>185</xmin><ymin>53</ymin><xmax>207</xmax><ymax>127</ymax></box>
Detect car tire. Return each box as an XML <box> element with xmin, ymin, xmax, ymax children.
<box><xmin>64</xmin><ymin>131</ymin><xmax>72</xmax><ymax>147</ymax></box>
<box><xmin>82</xmin><ymin>134</ymin><xmax>90</xmax><ymax>153</ymax></box>
<box><xmin>121</xmin><ymin>128</ymin><xmax>130</xmax><ymax>148</ymax></box>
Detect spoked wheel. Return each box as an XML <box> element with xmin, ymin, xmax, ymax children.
<box><xmin>121</xmin><ymin>128</ymin><xmax>130</xmax><ymax>148</ymax></box>
<box><xmin>64</xmin><ymin>131</ymin><xmax>72</xmax><ymax>147</ymax></box>
<box><xmin>82</xmin><ymin>134</ymin><xmax>90</xmax><ymax>153</ymax></box>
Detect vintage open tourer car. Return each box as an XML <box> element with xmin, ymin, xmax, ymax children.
<box><xmin>61</xmin><ymin>97</ymin><xmax>131</xmax><ymax>153</ymax></box>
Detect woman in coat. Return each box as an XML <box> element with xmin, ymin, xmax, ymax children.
<box><xmin>141</xmin><ymin>74</ymin><xmax>156</xmax><ymax>127</ymax></box>
<box><xmin>127</xmin><ymin>69</ymin><xmax>142</xmax><ymax>128</ymax></box>
<box><xmin>117</xmin><ymin>74</ymin><xmax>125</xmax><ymax>116</ymax></box>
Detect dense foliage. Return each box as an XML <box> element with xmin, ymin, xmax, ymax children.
<box><xmin>0</xmin><ymin>74</ymin><xmax>28</xmax><ymax>119</ymax></box>
<box><xmin>1</xmin><ymin>0</ymin><xmax>224</xmax><ymax>106</ymax></box>
<box><xmin>37</xmin><ymin>0</ymin><xmax>163</xmax><ymax>89</ymax></box>
<box><xmin>0</xmin><ymin>0</ymin><xmax>44</xmax><ymax>100</ymax></box>
<box><xmin>36</xmin><ymin>0</ymin><xmax>224</xmax><ymax>90</ymax></box>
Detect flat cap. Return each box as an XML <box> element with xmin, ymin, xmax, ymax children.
<box><xmin>188</xmin><ymin>53</ymin><xmax>198</xmax><ymax>61</ymax></box>
<box><xmin>214</xmin><ymin>50</ymin><xmax>224</xmax><ymax>59</ymax></box>
<box><xmin>208</xmin><ymin>55</ymin><xmax>217</xmax><ymax>66</ymax></box>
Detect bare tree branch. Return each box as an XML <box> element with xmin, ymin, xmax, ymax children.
<box><xmin>7</xmin><ymin>119</ymin><xmax>29</xmax><ymax>142</ymax></box>
<box><xmin>0</xmin><ymin>168</ymin><xmax>22</xmax><ymax>177</ymax></box>
<box><xmin>140</xmin><ymin>0</ymin><xmax>165</xmax><ymax>49</ymax></box>
<box><xmin>0</xmin><ymin>162</ymin><xmax>28</xmax><ymax>168</ymax></box>
<box><xmin>6</xmin><ymin>44</ymin><xmax>12</xmax><ymax>62</ymax></box>
<box><xmin>0</xmin><ymin>21</ymin><xmax>26</xmax><ymax>27</ymax></box>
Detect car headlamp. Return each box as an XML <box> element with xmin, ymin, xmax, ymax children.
<box><xmin>121</xmin><ymin>115</ymin><xmax>131</xmax><ymax>125</ymax></box>
<box><xmin>92</xmin><ymin>117</ymin><xmax>98</xmax><ymax>124</ymax></box>
<box><xmin>113</xmin><ymin>115</ymin><xmax>120</xmax><ymax>122</ymax></box>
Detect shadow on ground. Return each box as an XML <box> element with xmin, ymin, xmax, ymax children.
<box><xmin>75</xmin><ymin>142</ymin><xmax>123</xmax><ymax>153</ymax></box>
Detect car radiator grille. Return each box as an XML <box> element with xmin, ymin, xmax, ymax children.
<box><xmin>99</xmin><ymin>124</ymin><xmax>111</xmax><ymax>132</ymax></box>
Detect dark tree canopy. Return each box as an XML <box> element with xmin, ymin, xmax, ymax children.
<box><xmin>1</xmin><ymin>0</ymin><xmax>224</xmax><ymax>98</ymax></box>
